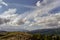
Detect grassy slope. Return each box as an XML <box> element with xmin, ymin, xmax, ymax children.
<box><xmin>0</xmin><ymin>32</ymin><xmax>60</xmax><ymax>40</ymax></box>
<box><xmin>0</xmin><ymin>32</ymin><xmax>32</xmax><ymax>40</ymax></box>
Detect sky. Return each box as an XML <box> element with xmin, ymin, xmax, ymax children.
<box><xmin>0</xmin><ymin>0</ymin><xmax>38</xmax><ymax>13</ymax></box>
<box><xmin>0</xmin><ymin>0</ymin><xmax>60</xmax><ymax>31</ymax></box>
<box><xmin>0</xmin><ymin>0</ymin><xmax>60</xmax><ymax>13</ymax></box>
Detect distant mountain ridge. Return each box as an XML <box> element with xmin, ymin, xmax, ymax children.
<box><xmin>0</xmin><ymin>27</ymin><xmax>60</xmax><ymax>35</ymax></box>
<box><xmin>28</xmin><ymin>27</ymin><xmax>60</xmax><ymax>35</ymax></box>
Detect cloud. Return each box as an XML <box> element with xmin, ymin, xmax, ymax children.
<box><xmin>2</xmin><ymin>1</ymin><xmax>8</xmax><ymax>6</ymax></box>
<box><xmin>0</xmin><ymin>8</ymin><xmax>25</xmax><ymax>26</ymax></box>
<box><xmin>0</xmin><ymin>8</ymin><xmax>17</xmax><ymax>25</ymax></box>
<box><xmin>0</xmin><ymin>0</ymin><xmax>60</xmax><ymax>31</ymax></box>
<box><xmin>0</xmin><ymin>6</ymin><xmax>2</xmax><ymax>8</ymax></box>
<box><xmin>0</xmin><ymin>0</ymin><xmax>8</xmax><ymax>8</ymax></box>
<box><xmin>22</xmin><ymin>0</ymin><xmax>60</xmax><ymax>30</ymax></box>
<box><xmin>36</xmin><ymin>1</ymin><xmax>41</xmax><ymax>7</ymax></box>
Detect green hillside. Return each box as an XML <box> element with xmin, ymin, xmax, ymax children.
<box><xmin>0</xmin><ymin>32</ymin><xmax>60</xmax><ymax>40</ymax></box>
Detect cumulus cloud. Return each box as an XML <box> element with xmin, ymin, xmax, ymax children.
<box><xmin>0</xmin><ymin>0</ymin><xmax>60</xmax><ymax>31</ymax></box>
<box><xmin>0</xmin><ymin>9</ymin><xmax>17</xmax><ymax>24</ymax></box>
<box><xmin>22</xmin><ymin>0</ymin><xmax>60</xmax><ymax>30</ymax></box>
<box><xmin>36</xmin><ymin>1</ymin><xmax>41</xmax><ymax>7</ymax></box>
<box><xmin>0</xmin><ymin>8</ymin><xmax>26</xmax><ymax>26</ymax></box>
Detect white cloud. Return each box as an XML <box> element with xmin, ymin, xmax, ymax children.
<box><xmin>0</xmin><ymin>0</ymin><xmax>8</xmax><ymax>8</ymax></box>
<box><xmin>2</xmin><ymin>1</ymin><xmax>8</xmax><ymax>6</ymax></box>
<box><xmin>36</xmin><ymin>1</ymin><xmax>41</xmax><ymax>7</ymax></box>
<box><xmin>0</xmin><ymin>8</ymin><xmax>26</xmax><ymax>26</ymax></box>
<box><xmin>22</xmin><ymin>0</ymin><xmax>60</xmax><ymax>30</ymax></box>
<box><xmin>0</xmin><ymin>0</ymin><xmax>60</xmax><ymax>31</ymax></box>
<box><xmin>0</xmin><ymin>8</ymin><xmax>17</xmax><ymax>24</ymax></box>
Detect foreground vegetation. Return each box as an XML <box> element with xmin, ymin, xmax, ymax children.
<box><xmin>0</xmin><ymin>32</ymin><xmax>60</xmax><ymax>40</ymax></box>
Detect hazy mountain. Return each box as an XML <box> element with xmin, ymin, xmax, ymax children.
<box><xmin>28</xmin><ymin>28</ymin><xmax>60</xmax><ymax>35</ymax></box>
